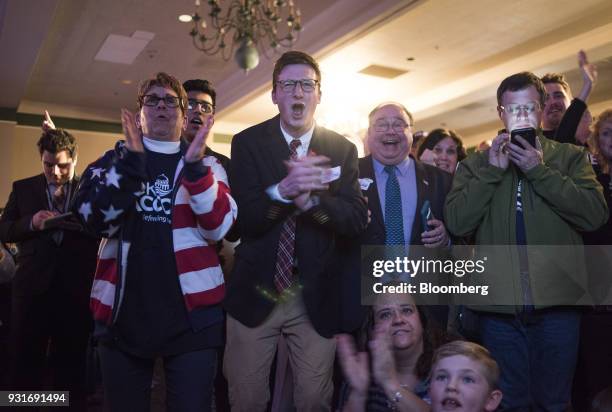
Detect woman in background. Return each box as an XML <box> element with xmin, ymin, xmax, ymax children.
<box><xmin>573</xmin><ymin>108</ymin><xmax>612</xmax><ymax>411</ymax></box>
<box><xmin>417</xmin><ymin>128</ymin><xmax>466</xmax><ymax>175</ymax></box>
<box><xmin>336</xmin><ymin>293</ymin><xmax>446</xmax><ymax>411</ymax></box>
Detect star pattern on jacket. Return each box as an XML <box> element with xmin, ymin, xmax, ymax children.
<box><xmin>91</xmin><ymin>167</ymin><xmax>105</xmax><ymax>180</ymax></box>
<box><xmin>101</xmin><ymin>205</ymin><xmax>123</xmax><ymax>223</ymax></box>
<box><xmin>105</xmin><ymin>166</ymin><xmax>122</xmax><ymax>189</ymax></box>
<box><xmin>72</xmin><ymin>140</ymin><xmax>239</xmax><ymax>328</ymax></box>
<box><xmin>102</xmin><ymin>224</ymin><xmax>119</xmax><ymax>238</ymax></box>
<box><xmin>78</xmin><ymin>201</ymin><xmax>93</xmax><ymax>222</ymax></box>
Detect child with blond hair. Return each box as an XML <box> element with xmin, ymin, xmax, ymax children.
<box><xmin>429</xmin><ymin>341</ymin><xmax>502</xmax><ymax>412</ymax></box>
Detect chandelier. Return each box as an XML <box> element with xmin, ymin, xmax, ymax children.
<box><xmin>183</xmin><ymin>0</ymin><xmax>302</xmax><ymax>72</ymax></box>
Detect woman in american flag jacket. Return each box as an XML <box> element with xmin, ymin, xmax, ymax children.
<box><xmin>72</xmin><ymin>79</ymin><xmax>236</xmax><ymax>344</ymax></box>
<box><xmin>72</xmin><ymin>72</ymin><xmax>237</xmax><ymax>410</ymax></box>
<box><xmin>74</xmin><ymin>138</ymin><xmax>236</xmax><ymax>329</ymax></box>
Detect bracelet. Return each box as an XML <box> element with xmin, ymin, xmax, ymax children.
<box><xmin>388</xmin><ymin>389</ymin><xmax>403</xmax><ymax>411</ymax></box>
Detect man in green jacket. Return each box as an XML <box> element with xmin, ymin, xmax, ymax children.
<box><xmin>444</xmin><ymin>71</ymin><xmax>607</xmax><ymax>411</ymax></box>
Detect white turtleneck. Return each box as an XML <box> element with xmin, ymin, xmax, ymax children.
<box><xmin>142</xmin><ymin>136</ymin><xmax>181</xmax><ymax>154</ymax></box>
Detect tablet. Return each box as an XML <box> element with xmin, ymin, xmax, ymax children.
<box><xmin>42</xmin><ymin>212</ymin><xmax>75</xmax><ymax>230</ymax></box>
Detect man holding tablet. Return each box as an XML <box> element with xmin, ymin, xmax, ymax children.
<box><xmin>0</xmin><ymin>128</ymin><xmax>99</xmax><ymax>409</ymax></box>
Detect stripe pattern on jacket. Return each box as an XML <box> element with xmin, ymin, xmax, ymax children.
<box><xmin>76</xmin><ymin>142</ymin><xmax>237</xmax><ymax>325</ymax></box>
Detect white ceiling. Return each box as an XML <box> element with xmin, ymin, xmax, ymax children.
<box><xmin>2</xmin><ymin>0</ymin><xmax>612</xmax><ymax>150</ymax></box>
<box><xmin>219</xmin><ymin>0</ymin><xmax>612</xmax><ymax>147</ymax></box>
<box><xmin>5</xmin><ymin>0</ymin><xmax>362</xmax><ymax>119</ymax></box>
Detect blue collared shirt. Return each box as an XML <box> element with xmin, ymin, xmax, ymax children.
<box><xmin>372</xmin><ymin>157</ymin><xmax>417</xmax><ymax>246</ymax></box>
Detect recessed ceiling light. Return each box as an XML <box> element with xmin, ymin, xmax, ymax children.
<box><xmin>122</xmin><ymin>80</ymin><xmax>133</xmax><ymax>85</ymax></box>
<box><xmin>358</xmin><ymin>64</ymin><xmax>409</xmax><ymax>79</ymax></box>
<box><xmin>178</xmin><ymin>14</ymin><xmax>192</xmax><ymax>23</ymax></box>
<box><xmin>94</xmin><ymin>32</ymin><xmax>155</xmax><ymax>65</ymax></box>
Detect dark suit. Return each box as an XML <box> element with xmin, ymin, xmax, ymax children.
<box><xmin>359</xmin><ymin>154</ymin><xmax>452</xmax><ymax>246</ymax></box>
<box><xmin>225</xmin><ymin>115</ymin><xmax>367</xmax><ymax>337</ymax></box>
<box><xmin>223</xmin><ymin>115</ymin><xmax>367</xmax><ymax>410</ymax></box>
<box><xmin>341</xmin><ymin>155</ymin><xmax>452</xmax><ymax>332</ymax></box>
<box><xmin>0</xmin><ymin>174</ymin><xmax>98</xmax><ymax>408</ymax></box>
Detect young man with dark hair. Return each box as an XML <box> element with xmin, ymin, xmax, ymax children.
<box><xmin>541</xmin><ymin>72</ymin><xmax>572</xmax><ymax>138</ymax></box>
<box><xmin>541</xmin><ymin>50</ymin><xmax>597</xmax><ymax>144</ymax></box>
<box><xmin>270</xmin><ymin>50</ymin><xmax>322</xmax><ymax>94</ymax></box>
<box><xmin>183</xmin><ymin>79</ymin><xmax>217</xmax><ymax>108</ymax></box>
<box><xmin>445</xmin><ymin>71</ymin><xmax>607</xmax><ymax>410</ymax></box>
<box><xmin>37</xmin><ymin>128</ymin><xmax>78</xmax><ymax>158</ymax></box>
<box><xmin>73</xmin><ymin>72</ymin><xmax>237</xmax><ymax>411</ymax></box>
<box><xmin>224</xmin><ymin>50</ymin><xmax>368</xmax><ymax>411</ymax></box>
<box><xmin>0</xmin><ymin>128</ymin><xmax>99</xmax><ymax>410</ymax></box>
<box><xmin>182</xmin><ymin>78</ymin><xmax>230</xmax><ymax>178</ymax></box>
<box><xmin>181</xmin><ymin>78</ymin><xmax>236</xmax><ymax>410</ymax></box>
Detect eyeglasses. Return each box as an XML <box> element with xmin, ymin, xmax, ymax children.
<box><xmin>373</xmin><ymin>120</ymin><xmax>410</xmax><ymax>133</ymax></box>
<box><xmin>276</xmin><ymin>79</ymin><xmax>319</xmax><ymax>93</ymax></box>
<box><xmin>187</xmin><ymin>99</ymin><xmax>214</xmax><ymax>114</ymax></box>
<box><xmin>499</xmin><ymin>102</ymin><xmax>540</xmax><ymax>115</ymax></box>
<box><xmin>141</xmin><ymin>94</ymin><xmax>181</xmax><ymax>108</ymax></box>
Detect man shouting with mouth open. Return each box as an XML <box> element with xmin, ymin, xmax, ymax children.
<box><xmin>223</xmin><ymin>51</ymin><xmax>368</xmax><ymax>411</ymax></box>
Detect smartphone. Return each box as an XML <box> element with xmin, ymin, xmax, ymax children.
<box><xmin>42</xmin><ymin>212</ymin><xmax>75</xmax><ymax>230</ymax></box>
<box><xmin>420</xmin><ymin>200</ymin><xmax>433</xmax><ymax>231</ymax></box>
<box><xmin>510</xmin><ymin>127</ymin><xmax>536</xmax><ymax>148</ymax></box>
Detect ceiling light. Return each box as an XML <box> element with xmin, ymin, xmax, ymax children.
<box><xmin>178</xmin><ymin>14</ymin><xmax>192</xmax><ymax>23</ymax></box>
<box><xmin>94</xmin><ymin>32</ymin><xmax>155</xmax><ymax>65</ymax></box>
<box><xmin>183</xmin><ymin>0</ymin><xmax>302</xmax><ymax>72</ymax></box>
<box><xmin>359</xmin><ymin>65</ymin><xmax>409</xmax><ymax>79</ymax></box>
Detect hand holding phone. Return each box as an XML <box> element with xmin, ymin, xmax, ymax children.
<box><xmin>507</xmin><ymin>127</ymin><xmax>543</xmax><ymax>172</ymax></box>
<box><xmin>421</xmin><ymin>200</ymin><xmax>433</xmax><ymax>231</ymax></box>
<box><xmin>510</xmin><ymin>127</ymin><xmax>536</xmax><ymax>148</ymax></box>
<box><xmin>420</xmin><ymin>203</ymin><xmax>449</xmax><ymax>248</ymax></box>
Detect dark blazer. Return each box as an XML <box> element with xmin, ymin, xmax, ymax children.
<box><xmin>359</xmin><ymin>155</ymin><xmax>453</xmax><ymax>246</ymax></box>
<box><xmin>0</xmin><ymin>174</ymin><xmax>98</xmax><ymax>296</ymax></box>
<box><xmin>225</xmin><ymin>115</ymin><xmax>368</xmax><ymax>338</ymax></box>
<box><xmin>338</xmin><ymin>155</ymin><xmax>454</xmax><ymax>328</ymax></box>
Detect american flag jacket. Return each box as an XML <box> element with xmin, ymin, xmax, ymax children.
<box><xmin>73</xmin><ymin>140</ymin><xmax>237</xmax><ymax>328</ymax></box>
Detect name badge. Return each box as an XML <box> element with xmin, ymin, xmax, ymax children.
<box><xmin>359</xmin><ymin>178</ymin><xmax>373</xmax><ymax>190</ymax></box>
<box><xmin>321</xmin><ymin>166</ymin><xmax>341</xmax><ymax>184</ymax></box>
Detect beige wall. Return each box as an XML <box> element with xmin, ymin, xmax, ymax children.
<box><xmin>0</xmin><ymin>122</ymin><xmax>17</xmax><ymax>207</ymax></box>
<box><xmin>0</xmin><ymin>122</ymin><xmax>120</xmax><ymax>207</ymax></box>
